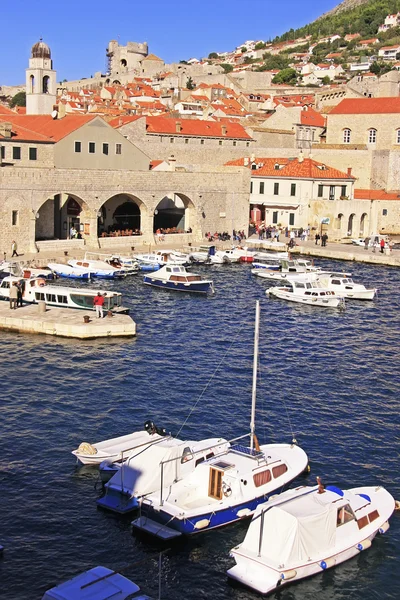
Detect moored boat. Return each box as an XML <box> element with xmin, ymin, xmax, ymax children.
<box><xmin>48</xmin><ymin>263</ymin><xmax>91</xmax><ymax>279</ymax></box>
<box><xmin>227</xmin><ymin>481</ymin><xmax>396</xmax><ymax>595</ymax></box>
<box><xmin>68</xmin><ymin>259</ymin><xmax>126</xmax><ymax>279</ymax></box>
<box><xmin>316</xmin><ymin>273</ymin><xmax>377</xmax><ymax>300</ymax></box>
<box><xmin>135</xmin><ymin>250</ymin><xmax>189</xmax><ymax>268</ymax></box>
<box><xmin>143</xmin><ymin>265</ymin><xmax>214</xmax><ymax>294</ymax></box>
<box><xmin>266</xmin><ymin>278</ymin><xmax>344</xmax><ymax>308</ymax></box>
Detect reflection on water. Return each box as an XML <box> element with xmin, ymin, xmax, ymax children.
<box><xmin>0</xmin><ymin>258</ymin><xmax>399</xmax><ymax>599</ymax></box>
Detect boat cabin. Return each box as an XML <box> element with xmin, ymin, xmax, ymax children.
<box><xmin>165</xmin><ymin>266</ymin><xmax>202</xmax><ymax>282</ymax></box>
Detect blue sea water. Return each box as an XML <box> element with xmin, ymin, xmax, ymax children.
<box><xmin>0</xmin><ymin>258</ymin><xmax>399</xmax><ymax>599</ymax></box>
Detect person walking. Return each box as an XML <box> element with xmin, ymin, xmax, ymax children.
<box><xmin>380</xmin><ymin>238</ymin><xmax>385</xmax><ymax>253</ymax></box>
<box><xmin>11</xmin><ymin>241</ymin><xmax>18</xmax><ymax>257</ymax></box>
<box><xmin>321</xmin><ymin>233</ymin><xmax>328</xmax><ymax>247</ymax></box>
<box><xmin>9</xmin><ymin>282</ymin><xmax>18</xmax><ymax>309</ymax></box>
<box><xmin>16</xmin><ymin>280</ymin><xmax>23</xmax><ymax>307</ymax></box>
<box><xmin>93</xmin><ymin>292</ymin><xmax>105</xmax><ymax>318</ymax></box>
<box><xmin>364</xmin><ymin>236</ymin><xmax>370</xmax><ymax>250</ymax></box>
<box><xmin>315</xmin><ymin>233</ymin><xmax>320</xmax><ymax>245</ymax></box>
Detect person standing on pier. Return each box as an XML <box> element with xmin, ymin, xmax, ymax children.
<box><xmin>321</xmin><ymin>233</ymin><xmax>328</xmax><ymax>247</ymax></box>
<box><xmin>315</xmin><ymin>233</ymin><xmax>320</xmax><ymax>245</ymax></box>
<box><xmin>9</xmin><ymin>282</ymin><xmax>18</xmax><ymax>309</ymax></box>
<box><xmin>16</xmin><ymin>281</ymin><xmax>23</xmax><ymax>307</ymax></box>
<box><xmin>11</xmin><ymin>241</ymin><xmax>18</xmax><ymax>257</ymax></box>
<box><xmin>380</xmin><ymin>238</ymin><xmax>386</xmax><ymax>253</ymax></box>
<box><xmin>93</xmin><ymin>292</ymin><xmax>105</xmax><ymax>318</ymax></box>
<box><xmin>364</xmin><ymin>237</ymin><xmax>370</xmax><ymax>250</ymax></box>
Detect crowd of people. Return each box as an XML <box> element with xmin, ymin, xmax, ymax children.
<box><xmin>205</xmin><ymin>230</ymin><xmax>246</xmax><ymax>242</ymax></box>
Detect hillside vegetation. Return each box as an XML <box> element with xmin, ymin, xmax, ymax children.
<box><xmin>274</xmin><ymin>0</ymin><xmax>400</xmax><ymax>42</ymax></box>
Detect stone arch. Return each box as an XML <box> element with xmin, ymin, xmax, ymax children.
<box><xmin>112</xmin><ymin>79</ymin><xmax>121</xmax><ymax>85</ymax></box>
<box><xmin>35</xmin><ymin>193</ymin><xmax>89</xmax><ymax>241</ymax></box>
<box><xmin>120</xmin><ymin>59</ymin><xmax>127</xmax><ymax>68</ymax></box>
<box><xmin>153</xmin><ymin>192</ymin><xmax>194</xmax><ymax>233</ymax></box>
<box><xmin>336</xmin><ymin>212</ymin><xmax>344</xmax><ymax>232</ymax></box>
<box><xmin>360</xmin><ymin>212</ymin><xmax>369</xmax><ymax>236</ymax></box>
<box><xmin>43</xmin><ymin>75</ymin><xmax>50</xmax><ymax>94</ymax></box>
<box><xmin>347</xmin><ymin>213</ymin><xmax>356</xmax><ymax>236</ymax></box>
<box><xmin>98</xmin><ymin>193</ymin><xmax>145</xmax><ymax>236</ymax></box>
<box><xmin>29</xmin><ymin>74</ymin><xmax>35</xmax><ymax>94</ymax></box>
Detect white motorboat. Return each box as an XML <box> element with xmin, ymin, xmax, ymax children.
<box><xmin>48</xmin><ymin>263</ymin><xmax>91</xmax><ymax>279</ymax></box>
<box><xmin>227</xmin><ymin>481</ymin><xmax>396</xmax><ymax>595</ymax></box>
<box><xmin>72</xmin><ymin>421</ymin><xmax>167</xmax><ymax>466</ymax></box>
<box><xmin>84</xmin><ymin>252</ymin><xmax>139</xmax><ymax>275</ymax></box>
<box><xmin>135</xmin><ymin>250</ymin><xmax>189</xmax><ymax>268</ymax></box>
<box><xmin>41</xmin><ymin>566</ymin><xmax>151</xmax><ymax>600</ymax></box>
<box><xmin>0</xmin><ymin>276</ymin><xmax>129</xmax><ymax>313</ymax></box>
<box><xmin>316</xmin><ymin>273</ymin><xmax>377</xmax><ymax>300</ymax></box>
<box><xmin>97</xmin><ymin>436</ymin><xmax>229</xmax><ymax>514</ymax></box>
<box><xmin>189</xmin><ymin>246</ymin><xmax>224</xmax><ymax>264</ymax></box>
<box><xmin>266</xmin><ymin>278</ymin><xmax>344</xmax><ymax>308</ymax></box>
<box><xmin>214</xmin><ymin>249</ymin><xmax>241</xmax><ymax>263</ymax></box>
<box><xmin>143</xmin><ymin>265</ymin><xmax>214</xmax><ymax>294</ymax></box>
<box><xmin>0</xmin><ymin>261</ymin><xmax>54</xmax><ymax>280</ymax></box>
<box><xmin>68</xmin><ymin>259</ymin><xmax>125</xmax><ymax>279</ymax></box>
<box><xmin>252</xmin><ymin>259</ymin><xmax>321</xmax><ymax>281</ymax></box>
<box><xmin>131</xmin><ymin>302</ymin><xmax>309</xmax><ymax>538</ymax></box>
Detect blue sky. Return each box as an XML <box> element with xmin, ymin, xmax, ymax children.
<box><xmin>1</xmin><ymin>0</ymin><xmax>339</xmax><ymax>86</ymax></box>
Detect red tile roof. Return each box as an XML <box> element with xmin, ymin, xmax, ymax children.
<box><xmin>225</xmin><ymin>157</ymin><xmax>355</xmax><ymax>180</ymax></box>
<box><xmin>330</xmin><ymin>97</ymin><xmax>400</xmax><ymax>115</ymax></box>
<box><xmin>108</xmin><ymin>115</ymin><xmax>142</xmax><ymax>128</ymax></box>
<box><xmin>300</xmin><ymin>108</ymin><xmax>326</xmax><ymax>127</ymax></box>
<box><xmin>144</xmin><ymin>116</ymin><xmax>253</xmax><ymax>139</ymax></box>
<box><xmin>0</xmin><ymin>104</ymin><xmax>15</xmax><ymax>115</ymax></box>
<box><xmin>0</xmin><ymin>114</ymin><xmax>98</xmax><ymax>142</ymax></box>
<box><xmin>354</xmin><ymin>189</ymin><xmax>400</xmax><ymax>200</ymax></box>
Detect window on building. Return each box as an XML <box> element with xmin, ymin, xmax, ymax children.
<box><xmin>318</xmin><ymin>184</ymin><xmax>323</xmax><ymax>198</ymax></box>
<box><xmin>251</xmin><ymin>163</ymin><xmax>257</xmax><ymax>170</ymax></box>
<box><xmin>12</xmin><ymin>210</ymin><xmax>18</xmax><ymax>226</ymax></box>
<box><xmin>272</xmin><ymin>211</ymin><xmax>278</xmax><ymax>224</ymax></box>
<box><xmin>341</xmin><ymin>185</ymin><xmax>347</xmax><ymax>197</ymax></box>
<box><xmin>368</xmin><ymin>128</ymin><xmax>377</xmax><ymax>144</ymax></box>
<box><xmin>88</xmin><ymin>142</ymin><xmax>95</xmax><ymax>154</ymax></box>
<box><xmin>115</xmin><ymin>143</ymin><xmax>122</xmax><ymax>155</ymax></box>
<box><xmin>343</xmin><ymin>128</ymin><xmax>351</xmax><ymax>144</ymax></box>
<box><xmin>1</xmin><ymin>146</ymin><xmax>5</xmax><ymax>159</ymax></box>
<box><xmin>170</xmin><ymin>138</ymin><xmax>174</xmax><ymax>144</ymax></box>
<box><xmin>274</xmin><ymin>182</ymin><xmax>279</xmax><ymax>195</ymax></box>
<box><xmin>219</xmin><ymin>140</ymin><xmax>223</xmax><ymax>146</ymax></box>
<box><xmin>185</xmin><ymin>138</ymin><xmax>189</xmax><ymax>144</ymax></box>
<box><xmin>246</xmin><ymin>142</ymin><xmax>250</xmax><ymax>147</ymax></box>
<box><xmin>74</xmin><ymin>141</ymin><xmax>81</xmax><ymax>153</ymax></box>
<box><xmin>12</xmin><ymin>147</ymin><xmax>21</xmax><ymax>160</ymax></box>
<box><xmin>329</xmin><ymin>185</ymin><xmax>335</xmax><ymax>200</ymax></box>
<box><xmin>383</xmin><ymin>209</ymin><xmax>388</xmax><ymax>216</ymax></box>
<box><xmin>29</xmin><ymin>147</ymin><xmax>37</xmax><ymax>161</ymax></box>
<box><xmin>259</xmin><ymin>182</ymin><xmax>264</xmax><ymax>194</ymax></box>
<box><xmin>102</xmin><ymin>143</ymin><xmax>109</xmax><ymax>155</ymax></box>
<box><xmin>289</xmin><ymin>213</ymin><xmax>295</xmax><ymax>226</ymax></box>
<box><xmin>290</xmin><ymin>183</ymin><xmax>296</xmax><ymax>196</ymax></box>
<box><xmin>250</xmin><ymin>181</ymin><xmax>253</xmax><ymax>194</ymax></box>
<box><xmin>200</xmin><ymin>139</ymin><xmax>204</xmax><ymax>145</ymax></box>
<box><xmin>233</xmin><ymin>141</ymin><xmax>237</xmax><ymax>146</ymax></box>
<box><xmin>396</xmin><ymin>129</ymin><xmax>400</xmax><ymax>144</ymax></box>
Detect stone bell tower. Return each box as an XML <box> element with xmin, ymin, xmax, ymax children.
<box><xmin>26</xmin><ymin>39</ymin><xmax>57</xmax><ymax>115</ymax></box>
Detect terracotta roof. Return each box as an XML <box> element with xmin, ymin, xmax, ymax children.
<box><xmin>300</xmin><ymin>108</ymin><xmax>326</xmax><ymax>127</ymax></box>
<box><xmin>379</xmin><ymin>44</ymin><xmax>400</xmax><ymax>51</ymax></box>
<box><xmin>108</xmin><ymin>115</ymin><xmax>142</xmax><ymax>128</ymax></box>
<box><xmin>142</xmin><ymin>53</ymin><xmax>163</xmax><ymax>61</ymax></box>
<box><xmin>150</xmin><ymin>160</ymin><xmax>164</xmax><ymax>169</ymax></box>
<box><xmin>330</xmin><ymin>97</ymin><xmax>400</xmax><ymax>115</ymax></box>
<box><xmin>354</xmin><ymin>188</ymin><xmax>400</xmax><ymax>200</ymax></box>
<box><xmin>144</xmin><ymin>116</ymin><xmax>253</xmax><ymax>139</ymax></box>
<box><xmin>225</xmin><ymin>157</ymin><xmax>355</xmax><ymax>180</ymax></box>
<box><xmin>0</xmin><ymin>114</ymin><xmax>98</xmax><ymax>142</ymax></box>
<box><xmin>0</xmin><ymin>104</ymin><xmax>16</xmax><ymax>115</ymax></box>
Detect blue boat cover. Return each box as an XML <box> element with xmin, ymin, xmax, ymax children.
<box><xmin>326</xmin><ymin>485</ymin><xmax>344</xmax><ymax>497</ymax></box>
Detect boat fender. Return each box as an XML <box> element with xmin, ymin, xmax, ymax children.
<box><xmin>395</xmin><ymin>500</ymin><xmax>400</xmax><ymax>511</ymax></box>
<box><xmin>236</xmin><ymin>508</ymin><xmax>251</xmax><ymax>518</ymax></box>
<box><xmin>280</xmin><ymin>569</ymin><xmax>297</xmax><ymax>581</ymax></box>
<box><xmin>357</xmin><ymin>539</ymin><xmax>372</xmax><ymax>551</ymax></box>
<box><xmin>194</xmin><ymin>519</ymin><xmax>210</xmax><ymax>530</ymax></box>
<box><xmin>379</xmin><ymin>521</ymin><xmax>390</xmax><ymax>534</ymax></box>
<box><xmin>222</xmin><ymin>482</ymin><xmax>232</xmax><ymax>497</ymax></box>
<box><xmin>320</xmin><ymin>557</ymin><xmax>335</xmax><ymax>570</ymax></box>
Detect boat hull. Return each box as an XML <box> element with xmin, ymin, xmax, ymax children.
<box><xmin>143</xmin><ymin>278</ymin><xmax>212</xmax><ymax>294</ymax></box>
<box><xmin>267</xmin><ymin>288</ymin><xmax>342</xmax><ymax>308</ymax></box>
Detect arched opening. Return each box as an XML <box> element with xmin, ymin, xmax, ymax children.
<box><xmin>343</xmin><ymin>128</ymin><xmax>351</xmax><ymax>144</ymax></box>
<box><xmin>153</xmin><ymin>193</ymin><xmax>193</xmax><ymax>234</ymax></box>
<box><xmin>30</xmin><ymin>74</ymin><xmax>35</xmax><ymax>94</ymax></box>
<box><xmin>43</xmin><ymin>75</ymin><xmax>50</xmax><ymax>94</ymax></box>
<box><xmin>112</xmin><ymin>80</ymin><xmax>121</xmax><ymax>85</ymax></box>
<box><xmin>120</xmin><ymin>59</ymin><xmax>127</xmax><ymax>68</ymax></box>
<box><xmin>347</xmin><ymin>213</ymin><xmax>356</xmax><ymax>236</ymax></box>
<box><xmin>336</xmin><ymin>212</ymin><xmax>344</xmax><ymax>231</ymax></box>
<box><xmin>98</xmin><ymin>194</ymin><xmax>142</xmax><ymax>237</ymax></box>
<box><xmin>360</xmin><ymin>212</ymin><xmax>369</xmax><ymax>236</ymax></box>
<box><xmin>105</xmin><ymin>78</ymin><xmax>110</xmax><ymax>85</ymax></box>
<box><xmin>35</xmin><ymin>194</ymin><xmax>87</xmax><ymax>241</ymax></box>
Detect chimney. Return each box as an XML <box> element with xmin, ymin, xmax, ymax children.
<box><xmin>221</xmin><ymin>124</ymin><xmax>227</xmax><ymax>136</ymax></box>
<box><xmin>298</xmin><ymin>151</ymin><xmax>304</xmax><ymax>163</ymax></box>
<box><xmin>168</xmin><ymin>154</ymin><xmax>176</xmax><ymax>171</ymax></box>
<box><xmin>57</xmin><ymin>102</ymin><xmax>66</xmax><ymax>119</ymax></box>
<box><xmin>347</xmin><ymin>167</ymin><xmax>352</xmax><ymax>176</ymax></box>
<box><xmin>0</xmin><ymin>122</ymin><xmax>12</xmax><ymax>138</ymax></box>
<box><xmin>176</xmin><ymin>120</ymin><xmax>182</xmax><ymax>133</ymax></box>
<box><xmin>243</xmin><ymin>157</ymin><xmax>249</xmax><ymax>166</ymax></box>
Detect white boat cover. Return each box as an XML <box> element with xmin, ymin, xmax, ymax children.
<box><xmin>107</xmin><ymin>439</ymin><xmax>187</xmax><ymax>497</ymax></box>
<box><xmin>242</xmin><ymin>491</ymin><xmax>337</xmax><ymax>567</ymax></box>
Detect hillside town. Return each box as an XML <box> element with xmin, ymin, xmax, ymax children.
<box><xmin>1</xmin><ymin>10</ymin><xmax>400</xmax><ymax>254</ymax></box>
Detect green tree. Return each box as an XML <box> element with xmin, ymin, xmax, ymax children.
<box><xmin>186</xmin><ymin>77</ymin><xmax>195</xmax><ymax>90</ymax></box>
<box><xmin>369</xmin><ymin>61</ymin><xmax>381</xmax><ymax>74</ymax></box>
<box><xmin>241</xmin><ymin>46</ymin><xmax>247</xmax><ymax>53</ymax></box>
<box><xmin>272</xmin><ymin>68</ymin><xmax>298</xmax><ymax>84</ymax></box>
<box><xmin>321</xmin><ymin>75</ymin><xmax>331</xmax><ymax>85</ymax></box>
<box><xmin>220</xmin><ymin>63</ymin><xmax>234</xmax><ymax>73</ymax></box>
<box><xmin>208</xmin><ymin>52</ymin><xmax>219</xmax><ymax>59</ymax></box>
<box><xmin>10</xmin><ymin>91</ymin><xmax>26</xmax><ymax>107</ymax></box>
<box><xmin>255</xmin><ymin>41</ymin><xmax>266</xmax><ymax>50</ymax></box>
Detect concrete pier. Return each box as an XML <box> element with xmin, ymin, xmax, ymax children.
<box><xmin>0</xmin><ymin>303</ymin><xmax>136</xmax><ymax>339</ymax></box>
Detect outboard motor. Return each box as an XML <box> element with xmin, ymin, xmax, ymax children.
<box><xmin>144</xmin><ymin>420</ymin><xmax>167</xmax><ymax>436</ymax></box>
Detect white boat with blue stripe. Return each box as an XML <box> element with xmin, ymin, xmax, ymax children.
<box><xmin>143</xmin><ymin>265</ymin><xmax>214</xmax><ymax>294</ymax></box>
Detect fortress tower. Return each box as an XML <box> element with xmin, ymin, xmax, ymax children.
<box><xmin>26</xmin><ymin>39</ymin><xmax>57</xmax><ymax>115</ymax></box>
<box><xmin>106</xmin><ymin>40</ymin><xmax>149</xmax><ymax>76</ymax></box>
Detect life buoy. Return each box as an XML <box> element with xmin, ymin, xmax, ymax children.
<box><xmin>37</xmin><ymin>279</ymin><xmax>46</xmax><ymax>287</ymax></box>
<box><xmin>222</xmin><ymin>482</ymin><xmax>232</xmax><ymax>497</ymax></box>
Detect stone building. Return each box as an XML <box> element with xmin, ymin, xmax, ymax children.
<box><xmin>106</xmin><ymin>40</ymin><xmax>149</xmax><ymax>76</ymax></box>
<box><xmin>26</xmin><ymin>39</ymin><xmax>56</xmax><ymax>115</ymax></box>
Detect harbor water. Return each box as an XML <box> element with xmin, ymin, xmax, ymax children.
<box><xmin>0</xmin><ymin>258</ymin><xmax>399</xmax><ymax>599</ymax></box>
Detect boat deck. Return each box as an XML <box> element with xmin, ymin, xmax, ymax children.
<box><xmin>0</xmin><ymin>302</ymin><xmax>136</xmax><ymax>339</ymax></box>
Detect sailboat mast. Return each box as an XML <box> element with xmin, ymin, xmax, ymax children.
<box><xmin>250</xmin><ymin>300</ymin><xmax>260</xmax><ymax>450</ymax></box>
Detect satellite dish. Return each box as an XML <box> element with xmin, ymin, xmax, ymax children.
<box><xmin>51</xmin><ymin>110</ymin><xmax>58</xmax><ymax>120</ymax></box>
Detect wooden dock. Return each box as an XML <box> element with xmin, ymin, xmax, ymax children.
<box><xmin>0</xmin><ymin>303</ymin><xmax>136</xmax><ymax>339</ymax></box>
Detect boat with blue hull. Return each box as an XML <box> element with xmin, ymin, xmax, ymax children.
<box><xmin>131</xmin><ymin>302</ymin><xmax>308</xmax><ymax>539</ymax></box>
<box><xmin>143</xmin><ymin>265</ymin><xmax>214</xmax><ymax>294</ymax></box>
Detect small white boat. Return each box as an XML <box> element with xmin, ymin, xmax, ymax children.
<box><xmin>143</xmin><ymin>265</ymin><xmax>214</xmax><ymax>294</ymax></box>
<box><xmin>68</xmin><ymin>259</ymin><xmax>125</xmax><ymax>279</ymax></box>
<box><xmin>266</xmin><ymin>279</ymin><xmax>345</xmax><ymax>308</ymax></box>
<box><xmin>227</xmin><ymin>481</ymin><xmax>396</xmax><ymax>595</ymax></box>
<box><xmin>84</xmin><ymin>252</ymin><xmax>139</xmax><ymax>275</ymax></box>
<box><xmin>0</xmin><ymin>276</ymin><xmax>129</xmax><ymax>313</ymax></box>
<box><xmin>189</xmin><ymin>246</ymin><xmax>224</xmax><ymax>264</ymax></box>
<box><xmin>214</xmin><ymin>249</ymin><xmax>241</xmax><ymax>263</ymax></box>
<box><xmin>316</xmin><ymin>273</ymin><xmax>377</xmax><ymax>300</ymax></box>
<box><xmin>252</xmin><ymin>259</ymin><xmax>321</xmax><ymax>281</ymax></box>
<box><xmin>0</xmin><ymin>261</ymin><xmax>54</xmax><ymax>280</ymax></box>
<box><xmin>48</xmin><ymin>263</ymin><xmax>91</xmax><ymax>279</ymax></box>
<box><xmin>72</xmin><ymin>421</ymin><xmax>167</xmax><ymax>466</ymax></box>
<box><xmin>41</xmin><ymin>565</ymin><xmax>151</xmax><ymax>600</ymax></box>
<box><xmin>135</xmin><ymin>250</ymin><xmax>189</xmax><ymax>268</ymax></box>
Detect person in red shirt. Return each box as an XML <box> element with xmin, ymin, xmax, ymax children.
<box><xmin>93</xmin><ymin>292</ymin><xmax>105</xmax><ymax>318</ymax></box>
<box><xmin>380</xmin><ymin>238</ymin><xmax>386</xmax><ymax>254</ymax></box>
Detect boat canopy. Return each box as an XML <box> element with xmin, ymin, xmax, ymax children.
<box><xmin>242</xmin><ymin>491</ymin><xmax>338</xmax><ymax>566</ymax></box>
